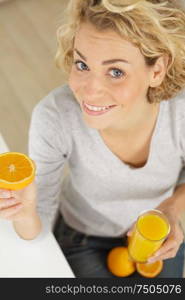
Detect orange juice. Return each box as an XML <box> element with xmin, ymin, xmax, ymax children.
<box><xmin>128</xmin><ymin>210</ymin><xmax>170</xmax><ymax>263</ymax></box>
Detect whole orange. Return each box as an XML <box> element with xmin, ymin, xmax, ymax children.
<box><xmin>107</xmin><ymin>246</ymin><xmax>136</xmax><ymax>277</ymax></box>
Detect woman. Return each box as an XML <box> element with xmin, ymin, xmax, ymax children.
<box><xmin>0</xmin><ymin>0</ymin><xmax>185</xmax><ymax>277</ymax></box>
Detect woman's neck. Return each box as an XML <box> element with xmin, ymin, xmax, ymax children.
<box><xmin>100</xmin><ymin>102</ymin><xmax>160</xmax><ymax>140</ymax></box>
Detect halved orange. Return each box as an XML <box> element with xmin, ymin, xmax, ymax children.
<box><xmin>0</xmin><ymin>152</ymin><xmax>36</xmax><ymax>190</ymax></box>
<box><xmin>136</xmin><ymin>260</ymin><xmax>163</xmax><ymax>278</ymax></box>
<box><xmin>107</xmin><ymin>246</ymin><xmax>136</xmax><ymax>277</ymax></box>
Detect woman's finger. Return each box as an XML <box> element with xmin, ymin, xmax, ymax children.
<box><xmin>154</xmin><ymin>238</ymin><xmax>178</xmax><ymax>257</ymax></box>
<box><xmin>148</xmin><ymin>248</ymin><xmax>178</xmax><ymax>262</ymax></box>
<box><xmin>154</xmin><ymin>225</ymin><xmax>184</xmax><ymax>257</ymax></box>
<box><xmin>148</xmin><ymin>236</ymin><xmax>183</xmax><ymax>263</ymax></box>
<box><xmin>0</xmin><ymin>198</ymin><xmax>20</xmax><ymax>209</ymax></box>
<box><xmin>0</xmin><ymin>203</ymin><xmax>23</xmax><ymax>219</ymax></box>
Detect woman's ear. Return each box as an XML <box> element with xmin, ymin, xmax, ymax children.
<box><xmin>149</xmin><ymin>55</ymin><xmax>169</xmax><ymax>87</ymax></box>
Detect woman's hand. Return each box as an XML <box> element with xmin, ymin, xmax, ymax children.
<box><xmin>147</xmin><ymin>209</ymin><xmax>184</xmax><ymax>263</ymax></box>
<box><xmin>126</xmin><ymin>205</ymin><xmax>184</xmax><ymax>263</ymax></box>
<box><xmin>0</xmin><ymin>180</ymin><xmax>37</xmax><ymax>221</ymax></box>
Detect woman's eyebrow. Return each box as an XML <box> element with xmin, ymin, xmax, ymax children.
<box><xmin>74</xmin><ymin>48</ymin><xmax>130</xmax><ymax>65</ymax></box>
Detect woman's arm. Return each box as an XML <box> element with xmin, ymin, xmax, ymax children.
<box><xmin>28</xmin><ymin>95</ymin><xmax>69</xmax><ymax>231</ymax></box>
<box><xmin>157</xmin><ymin>183</ymin><xmax>185</xmax><ymax>218</ymax></box>
<box><xmin>0</xmin><ymin>182</ymin><xmax>42</xmax><ymax>240</ymax></box>
<box><xmin>13</xmin><ymin>210</ymin><xmax>42</xmax><ymax>240</ymax></box>
<box><xmin>147</xmin><ymin>183</ymin><xmax>185</xmax><ymax>263</ymax></box>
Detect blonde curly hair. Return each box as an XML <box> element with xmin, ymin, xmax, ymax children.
<box><xmin>55</xmin><ymin>0</ymin><xmax>185</xmax><ymax>103</ymax></box>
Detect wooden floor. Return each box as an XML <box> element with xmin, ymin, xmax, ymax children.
<box><xmin>0</xmin><ymin>0</ymin><xmax>68</xmax><ymax>153</ymax></box>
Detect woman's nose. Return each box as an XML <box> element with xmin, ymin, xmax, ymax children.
<box><xmin>83</xmin><ymin>75</ymin><xmax>105</xmax><ymax>97</ymax></box>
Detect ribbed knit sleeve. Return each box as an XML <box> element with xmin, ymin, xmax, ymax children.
<box><xmin>28</xmin><ymin>93</ymin><xmax>69</xmax><ymax>233</ymax></box>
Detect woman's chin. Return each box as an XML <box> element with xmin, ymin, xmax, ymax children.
<box><xmin>82</xmin><ymin>116</ymin><xmax>109</xmax><ymax>130</ymax></box>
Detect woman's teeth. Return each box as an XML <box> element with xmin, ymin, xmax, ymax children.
<box><xmin>84</xmin><ymin>102</ymin><xmax>114</xmax><ymax>111</ymax></box>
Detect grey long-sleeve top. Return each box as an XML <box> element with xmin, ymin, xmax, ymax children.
<box><xmin>28</xmin><ymin>84</ymin><xmax>185</xmax><ymax>237</ymax></box>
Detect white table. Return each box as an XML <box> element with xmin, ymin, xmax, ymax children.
<box><xmin>0</xmin><ymin>133</ymin><xmax>75</xmax><ymax>277</ymax></box>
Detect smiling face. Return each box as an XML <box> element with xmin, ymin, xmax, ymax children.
<box><xmin>68</xmin><ymin>22</ymin><xmax>161</xmax><ymax>134</ymax></box>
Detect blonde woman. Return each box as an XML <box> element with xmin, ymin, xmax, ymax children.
<box><xmin>0</xmin><ymin>0</ymin><xmax>185</xmax><ymax>277</ymax></box>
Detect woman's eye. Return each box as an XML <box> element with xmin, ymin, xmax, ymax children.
<box><xmin>109</xmin><ymin>69</ymin><xmax>124</xmax><ymax>79</ymax></box>
<box><xmin>74</xmin><ymin>60</ymin><xmax>89</xmax><ymax>71</ymax></box>
<box><xmin>73</xmin><ymin>60</ymin><xmax>125</xmax><ymax>79</ymax></box>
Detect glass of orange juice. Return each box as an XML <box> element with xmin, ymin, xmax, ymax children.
<box><xmin>128</xmin><ymin>209</ymin><xmax>170</xmax><ymax>263</ymax></box>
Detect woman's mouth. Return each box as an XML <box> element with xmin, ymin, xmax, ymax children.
<box><xmin>82</xmin><ymin>101</ymin><xmax>117</xmax><ymax>116</ymax></box>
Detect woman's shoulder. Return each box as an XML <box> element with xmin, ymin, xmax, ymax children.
<box><xmin>34</xmin><ymin>84</ymin><xmax>79</xmax><ymax>115</ymax></box>
<box><xmin>30</xmin><ymin>85</ymin><xmax>84</xmax><ymax>149</ymax></box>
<box><xmin>30</xmin><ymin>84</ymin><xmax>80</xmax><ymax>154</ymax></box>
